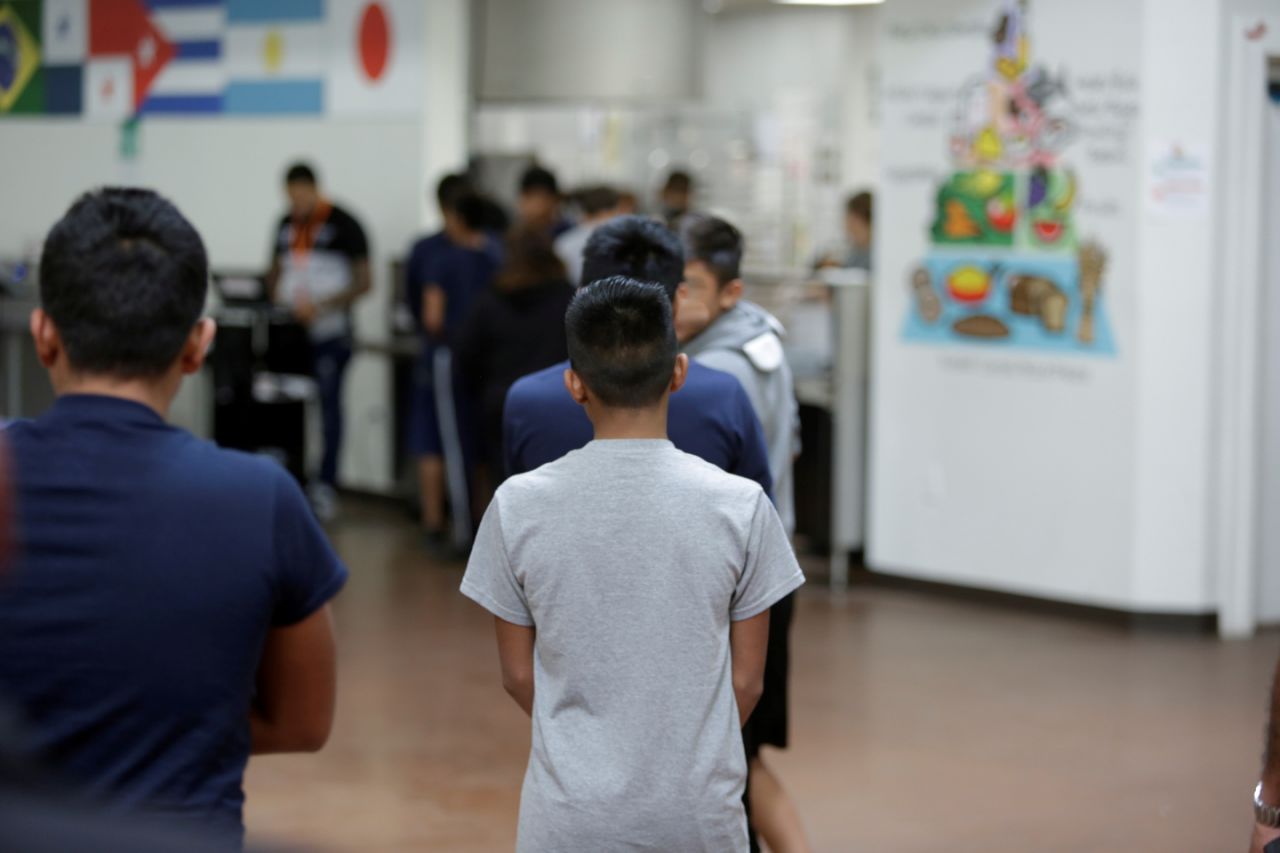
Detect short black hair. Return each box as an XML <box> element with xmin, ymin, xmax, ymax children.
<box><xmin>436</xmin><ymin>173</ymin><xmax>473</xmax><ymax>210</ymax></box>
<box><xmin>519</xmin><ymin>165</ymin><xmax>559</xmax><ymax>196</ymax></box>
<box><xmin>453</xmin><ymin>193</ymin><xmax>491</xmax><ymax>232</ymax></box>
<box><xmin>285</xmin><ymin>162</ymin><xmax>317</xmax><ymax>186</ymax></box>
<box><xmin>565</xmin><ymin>276</ymin><xmax>677</xmax><ymax>409</ymax></box>
<box><xmin>574</xmin><ymin>185</ymin><xmax>621</xmax><ymax>217</ymax></box>
<box><xmin>580</xmin><ymin>216</ymin><xmax>684</xmax><ymax>299</ymax></box>
<box><xmin>847</xmin><ymin>190</ymin><xmax>873</xmax><ymax>224</ymax></box>
<box><xmin>663</xmin><ymin>170</ymin><xmax>692</xmax><ymax>194</ymax></box>
<box><xmin>680</xmin><ymin>214</ymin><xmax>743</xmax><ymax>287</ymax></box>
<box><xmin>40</xmin><ymin>188</ymin><xmax>208</xmax><ymax>378</ymax></box>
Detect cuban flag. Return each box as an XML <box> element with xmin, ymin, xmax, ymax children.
<box><xmin>142</xmin><ymin>0</ymin><xmax>226</xmax><ymax>114</ymax></box>
<box><xmin>224</xmin><ymin>0</ymin><xmax>325</xmax><ymax>114</ymax></box>
<box><xmin>84</xmin><ymin>0</ymin><xmax>176</xmax><ymax>120</ymax></box>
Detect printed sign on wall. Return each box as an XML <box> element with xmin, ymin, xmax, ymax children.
<box><xmin>902</xmin><ymin>0</ymin><xmax>1116</xmax><ymax>356</ymax></box>
<box><xmin>0</xmin><ymin>0</ymin><xmax>424</xmax><ymax>119</ymax></box>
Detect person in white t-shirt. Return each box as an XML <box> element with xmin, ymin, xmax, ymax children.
<box><xmin>461</xmin><ymin>276</ymin><xmax>804</xmax><ymax>852</ymax></box>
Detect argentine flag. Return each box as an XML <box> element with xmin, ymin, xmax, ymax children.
<box><xmin>224</xmin><ymin>0</ymin><xmax>324</xmax><ymax>114</ymax></box>
<box><xmin>143</xmin><ymin>0</ymin><xmax>226</xmax><ymax>114</ymax></box>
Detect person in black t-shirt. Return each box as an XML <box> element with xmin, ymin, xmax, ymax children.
<box><xmin>266</xmin><ymin>162</ymin><xmax>371</xmax><ymax>521</ymax></box>
<box><xmin>455</xmin><ymin>226</ymin><xmax>573</xmax><ymax>502</ymax></box>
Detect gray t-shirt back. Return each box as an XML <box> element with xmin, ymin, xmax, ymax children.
<box><xmin>460</xmin><ymin>439</ymin><xmax>805</xmax><ymax>853</ymax></box>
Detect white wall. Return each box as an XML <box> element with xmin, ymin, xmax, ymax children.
<box><xmin>1260</xmin><ymin>103</ymin><xmax>1280</xmax><ymax>622</ymax></box>
<box><xmin>1129</xmin><ymin>0</ymin><xmax>1222</xmax><ymax>610</ymax></box>
<box><xmin>0</xmin><ymin>0</ymin><xmax>471</xmax><ymax>492</ymax></box>
<box><xmin>868</xmin><ymin>0</ymin><xmax>1222</xmax><ymax>612</ymax></box>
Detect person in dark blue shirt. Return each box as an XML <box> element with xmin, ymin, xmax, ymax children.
<box><xmin>0</xmin><ymin>188</ymin><xmax>347</xmax><ymax>848</ymax></box>
<box><xmin>406</xmin><ymin>178</ymin><xmax>503</xmax><ymax>554</ymax></box>
<box><xmin>503</xmin><ymin>215</ymin><xmax>772</xmax><ymax>492</ymax></box>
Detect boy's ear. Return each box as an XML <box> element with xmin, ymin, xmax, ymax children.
<box><xmin>670</xmin><ymin>353</ymin><xmax>689</xmax><ymax>395</ymax></box>
<box><xmin>718</xmin><ymin>279</ymin><xmax>745</xmax><ymax>311</ymax></box>
<box><xmin>180</xmin><ymin>318</ymin><xmax>218</xmax><ymax>376</ymax></box>
<box><xmin>563</xmin><ymin>367</ymin><xmax>590</xmax><ymax>406</ymax></box>
<box><xmin>29</xmin><ymin>308</ymin><xmax>62</xmax><ymax>369</ymax></box>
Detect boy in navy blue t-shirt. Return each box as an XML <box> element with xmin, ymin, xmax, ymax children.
<box><xmin>503</xmin><ymin>216</ymin><xmax>772</xmax><ymax>491</ymax></box>
<box><xmin>405</xmin><ymin>176</ymin><xmax>502</xmax><ymax>553</ymax></box>
<box><xmin>0</xmin><ymin>189</ymin><xmax>347</xmax><ymax>847</ymax></box>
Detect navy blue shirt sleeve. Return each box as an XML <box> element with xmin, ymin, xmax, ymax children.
<box><xmin>729</xmin><ymin>382</ymin><xmax>774</xmax><ymax>499</ymax></box>
<box><xmin>270</xmin><ymin>469</ymin><xmax>349</xmax><ymax>626</ymax></box>
<box><xmin>503</xmin><ymin>381</ymin><xmax>530</xmax><ymax>478</ymax></box>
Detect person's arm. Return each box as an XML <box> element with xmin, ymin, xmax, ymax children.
<box><xmin>730</xmin><ymin>610</ymin><xmax>770</xmax><ymax>724</ymax></box>
<box><xmin>423</xmin><ymin>284</ymin><xmax>447</xmax><ymax>339</ymax></box>
<box><xmin>495</xmin><ymin>617</ymin><xmax>536</xmax><ymax>717</ymax></box>
<box><xmin>1252</xmin><ymin>660</ymin><xmax>1280</xmax><ymax>851</ymax></box>
<box><xmin>250</xmin><ymin>605</ymin><xmax>338</xmax><ymax>754</ymax></box>
<box><xmin>265</xmin><ymin>256</ymin><xmax>283</xmax><ymax>303</ymax></box>
<box><xmin>316</xmin><ymin>257</ymin><xmax>373</xmax><ymax>312</ymax></box>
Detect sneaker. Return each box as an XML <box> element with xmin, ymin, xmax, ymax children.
<box><xmin>308</xmin><ymin>483</ymin><xmax>339</xmax><ymax>524</ymax></box>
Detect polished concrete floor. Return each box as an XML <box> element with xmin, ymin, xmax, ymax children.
<box><xmin>244</xmin><ymin>501</ymin><xmax>1279</xmax><ymax>852</ymax></box>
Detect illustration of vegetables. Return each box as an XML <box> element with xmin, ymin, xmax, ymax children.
<box><xmin>1077</xmin><ymin>242</ymin><xmax>1106</xmax><ymax>345</ymax></box>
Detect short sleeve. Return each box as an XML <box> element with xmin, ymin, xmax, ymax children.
<box><xmin>502</xmin><ymin>382</ymin><xmax>531</xmax><ymax>478</ymax></box>
<box><xmin>731</xmin><ymin>490</ymin><xmax>804</xmax><ymax>621</ymax></box>
<box><xmin>335</xmin><ymin>210</ymin><xmax>369</xmax><ymax>261</ymax></box>
<box><xmin>270</xmin><ymin>470</ymin><xmax>349</xmax><ymax>626</ymax></box>
<box><xmin>460</xmin><ymin>495</ymin><xmax>533</xmax><ymax>626</ymax></box>
<box><xmin>729</xmin><ymin>385</ymin><xmax>774</xmax><ymax>500</ymax></box>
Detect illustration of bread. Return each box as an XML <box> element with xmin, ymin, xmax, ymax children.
<box><xmin>911</xmin><ymin>267</ymin><xmax>942</xmax><ymax>324</ymax></box>
<box><xmin>1077</xmin><ymin>242</ymin><xmax>1107</xmax><ymax>345</ymax></box>
<box><xmin>953</xmin><ymin>314</ymin><xmax>1010</xmax><ymax>339</ymax></box>
<box><xmin>1008</xmin><ymin>274</ymin><xmax>1067</xmax><ymax>334</ymax></box>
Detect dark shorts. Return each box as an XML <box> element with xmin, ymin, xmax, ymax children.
<box><xmin>407</xmin><ymin>346</ymin><xmax>480</xmax><ymax>462</ymax></box>
<box><xmin>743</xmin><ymin>591</ymin><xmax>795</xmax><ymax>759</ymax></box>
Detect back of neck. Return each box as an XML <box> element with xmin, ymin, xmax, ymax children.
<box><xmin>588</xmin><ymin>401</ymin><xmax>670</xmax><ymax>441</ymax></box>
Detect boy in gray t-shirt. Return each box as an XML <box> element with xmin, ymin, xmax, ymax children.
<box><xmin>461</xmin><ymin>277</ymin><xmax>804</xmax><ymax>852</ymax></box>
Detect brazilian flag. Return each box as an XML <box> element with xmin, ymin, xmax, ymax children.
<box><xmin>0</xmin><ymin>0</ymin><xmax>42</xmax><ymax>115</ymax></box>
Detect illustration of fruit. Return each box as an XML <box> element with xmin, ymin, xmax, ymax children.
<box><xmin>974</xmin><ymin>126</ymin><xmax>1003</xmax><ymax>162</ymax></box>
<box><xmin>943</xmin><ymin>200</ymin><xmax>982</xmax><ymax>239</ymax></box>
<box><xmin>965</xmin><ymin>169</ymin><xmax>1005</xmax><ymax>198</ymax></box>
<box><xmin>946</xmin><ymin>265</ymin><xmax>992</xmax><ymax>304</ymax></box>
<box><xmin>1028</xmin><ymin>166</ymin><xmax>1049</xmax><ymax>208</ymax></box>
<box><xmin>1032</xmin><ymin>220</ymin><xmax>1064</xmax><ymax>243</ymax></box>
<box><xmin>986</xmin><ymin>197</ymin><xmax>1016</xmax><ymax>232</ymax></box>
<box><xmin>1052</xmin><ymin>169</ymin><xmax>1076</xmax><ymax>212</ymax></box>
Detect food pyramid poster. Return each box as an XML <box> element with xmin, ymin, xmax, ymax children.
<box><xmin>903</xmin><ymin>0</ymin><xmax>1114</xmax><ymax>356</ymax></box>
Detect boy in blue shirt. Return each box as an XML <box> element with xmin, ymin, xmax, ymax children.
<box><xmin>0</xmin><ymin>189</ymin><xmax>347</xmax><ymax>847</ymax></box>
<box><xmin>406</xmin><ymin>176</ymin><xmax>502</xmax><ymax>553</ymax></box>
<box><xmin>503</xmin><ymin>216</ymin><xmax>772</xmax><ymax>492</ymax></box>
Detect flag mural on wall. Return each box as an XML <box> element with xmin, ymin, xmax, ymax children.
<box><xmin>0</xmin><ymin>1</ymin><xmax>43</xmax><ymax>114</ymax></box>
<box><xmin>0</xmin><ymin>0</ymin><xmax>423</xmax><ymax>118</ymax></box>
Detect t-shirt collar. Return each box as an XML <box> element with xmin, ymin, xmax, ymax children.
<box><xmin>48</xmin><ymin>394</ymin><xmax>168</xmax><ymax>427</ymax></box>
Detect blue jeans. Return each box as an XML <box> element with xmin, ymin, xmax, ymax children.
<box><xmin>312</xmin><ymin>337</ymin><xmax>353</xmax><ymax>487</ymax></box>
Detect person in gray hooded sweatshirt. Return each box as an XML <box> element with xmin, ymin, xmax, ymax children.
<box><xmin>678</xmin><ymin>214</ymin><xmax>810</xmax><ymax>853</ymax></box>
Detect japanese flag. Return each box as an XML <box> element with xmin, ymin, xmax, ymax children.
<box><xmin>326</xmin><ymin>0</ymin><xmax>424</xmax><ymax>116</ymax></box>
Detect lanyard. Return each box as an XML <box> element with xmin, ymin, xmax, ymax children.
<box><xmin>289</xmin><ymin>200</ymin><xmax>333</xmax><ymax>270</ymax></box>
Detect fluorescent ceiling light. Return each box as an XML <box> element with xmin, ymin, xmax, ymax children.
<box><xmin>775</xmin><ymin>0</ymin><xmax>885</xmax><ymax>5</ymax></box>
